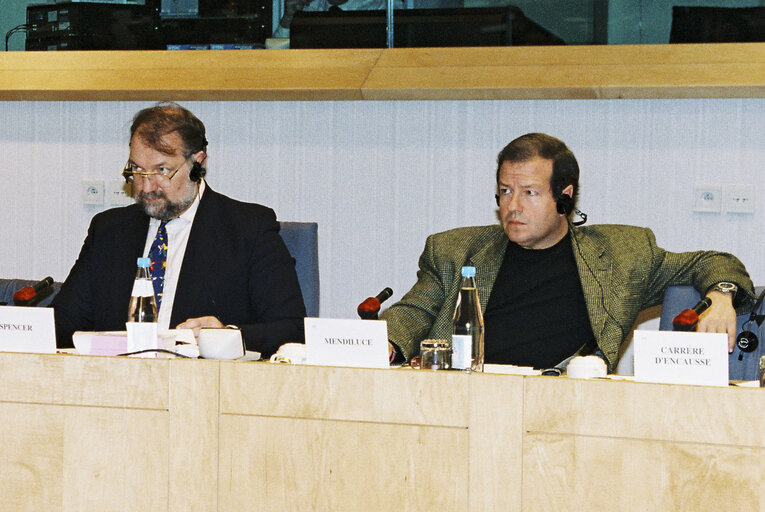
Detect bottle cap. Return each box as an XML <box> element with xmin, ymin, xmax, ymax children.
<box><xmin>461</xmin><ymin>266</ymin><xmax>476</xmax><ymax>278</ymax></box>
<box><xmin>137</xmin><ymin>257</ymin><xmax>151</xmax><ymax>268</ymax></box>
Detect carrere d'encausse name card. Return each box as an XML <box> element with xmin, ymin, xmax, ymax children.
<box><xmin>633</xmin><ymin>330</ymin><xmax>728</xmax><ymax>387</ymax></box>
<box><xmin>304</xmin><ymin>318</ymin><xmax>389</xmax><ymax>368</ymax></box>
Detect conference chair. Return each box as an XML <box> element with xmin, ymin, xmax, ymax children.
<box><xmin>279</xmin><ymin>222</ymin><xmax>320</xmax><ymax>317</ymax></box>
<box><xmin>659</xmin><ymin>285</ymin><xmax>765</xmax><ymax>381</ymax></box>
<box><xmin>0</xmin><ymin>278</ymin><xmax>61</xmax><ymax>307</ymax></box>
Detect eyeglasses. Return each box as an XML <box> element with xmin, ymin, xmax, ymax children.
<box><xmin>122</xmin><ymin>159</ymin><xmax>189</xmax><ymax>183</ymax></box>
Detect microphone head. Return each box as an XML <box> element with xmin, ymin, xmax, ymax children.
<box><xmin>672</xmin><ymin>298</ymin><xmax>712</xmax><ymax>331</ymax></box>
<box><xmin>672</xmin><ymin>309</ymin><xmax>699</xmax><ymax>331</ymax></box>
<box><xmin>357</xmin><ymin>297</ymin><xmax>381</xmax><ymax>319</ymax></box>
<box><xmin>13</xmin><ymin>286</ymin><xmax>36</xmax><ymax>302</ymax></box>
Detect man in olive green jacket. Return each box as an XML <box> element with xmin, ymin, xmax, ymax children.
<box><xmin>382</xmin><ymin>134</ymin><xmax>754</xmax><ymax>371</ymax></box>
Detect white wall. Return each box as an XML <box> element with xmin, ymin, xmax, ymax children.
<box><xmin>1</xmin><ymin>99</ymin><xmax>763</xmax><ymax>337</ymax></box>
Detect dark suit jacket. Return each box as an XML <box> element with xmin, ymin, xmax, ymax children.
<box><xmin>53</xmin><ymin>185</ymin><xmax>306</xmax><ymax>356</ymax></box>
<box><xmin>382</xmin><ymin>224</ymin><xmax>755</xmax><ymax>370</ymax></box>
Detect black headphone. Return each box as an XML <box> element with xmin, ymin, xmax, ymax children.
<box><xmin>189</xmin><ymin>160</ymin><xmax>206</xmax><ymax>182</ymax></box>
<box><xmin>735</xmin><ymin>288</ymin><xmax>765</xmax><ymax>358</ymax></box>
<box><xmin>556</xmin><ymin>193</ymin><xmax>574</xmax><ymax>215</ymax></box>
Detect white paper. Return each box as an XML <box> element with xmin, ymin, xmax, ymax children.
<box><xmin>304</xmin><ymin>317</ymin><xmax>389</xmax><ymax>368</ymax></box>
<box><xmin>634</xmin><ymin>330</ymin><xmax>728</xmax><ymax>387</ymax></box>
<box><xmin>0</xmin><ymin>306</ymin><xmax>56</xmax><ymax>354</ymax></box>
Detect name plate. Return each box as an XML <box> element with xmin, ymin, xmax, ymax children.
<box><xmin>634</xmin><ymin>330</ymin><xmax>728</xmax><ymax>387</ymax></box>
<box><xmin>305</xmin><ymin>318</ymin><xmax>389</xmax><ymax>368</ymax></box>
<box><xmin>0</xmin><ymin>306</ymin><xmax>56</xmax><ymax>354</ymax></box>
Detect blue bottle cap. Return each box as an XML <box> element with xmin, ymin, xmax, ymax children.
<box><xmin>137</xmin><ymin>257</ymin><xmax>151</xmax><ymax>268</ymax></box>
<box><xmin>461</xmin><ymin>266</ymin><xmax>476</xmax><ymax>278</ymax></box>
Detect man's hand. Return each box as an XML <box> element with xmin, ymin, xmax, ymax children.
<box><xmin>177</xmin><ymin>316</ymin><xmax>225</xmax><ymax>337</ymax></box>
<box><xmin>698</xmin><ymin>291</ymin><xmax>737</xmax><ymax>352</ymax></box>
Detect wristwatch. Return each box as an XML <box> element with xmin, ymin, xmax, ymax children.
<box><xmin>710</xmin><ymin>282</ymin><xmax>738</xmax><ymax>296</ymax></box>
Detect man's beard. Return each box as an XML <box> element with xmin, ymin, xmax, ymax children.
<box><xmin>137</xmin><ymin>187</ymin><xmax>197</xmax><ymax>221</ymax></box>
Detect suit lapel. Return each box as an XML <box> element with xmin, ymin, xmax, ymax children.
<box><xmin>171</xmin><ymin>186</ymin><xmax>221</xmax><ymax>326</ymax></box>
<box><xmin>570</xmin><ymin>226</ymin><xmax>612</xmax><ymax>339</ymax></box>
<box><xmin>469</xmin><ymin>227</ymin><xmax>508</xmax><ymax>314</ymax></box>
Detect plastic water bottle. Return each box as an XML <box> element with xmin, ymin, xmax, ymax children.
<box><xmin>126</xmin><ymin>257</ymin><xmax>158</xmax><ymax>354</ymax></box>
<box><xmin>452</xmin><ymin>266</ymin><xmax>484</xmax><ymax>372</ymax></box>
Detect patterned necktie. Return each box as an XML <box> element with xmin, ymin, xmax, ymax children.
<box><xmin>148</xmin><ymin>221</ymin><xmax>168</xmax><ymax>309</ymax></box>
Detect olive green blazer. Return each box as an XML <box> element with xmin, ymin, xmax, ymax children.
<box><xmin>382</xmin><ymin>224</ymin><xmax>754</xmax><ymax>370</ymax></box>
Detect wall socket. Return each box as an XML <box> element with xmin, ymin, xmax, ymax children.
<box><xmin>693</xmin><ymin>184</ymin><xmax>721</xmax><ymax>213</ymax></box>
<box><xmin>725</xmin><ymin>185</ymin><xmax>755</xmax><ymax>214</ymax></box>
<box><xmin>82</xmin><ymin>180</ymin><xmax>104</xmax><ymax>205</ymax></box>
<box><xmin>107</xmin><ymin>179</ymin><xmax>133</xmax><ymax>206</ymax></box>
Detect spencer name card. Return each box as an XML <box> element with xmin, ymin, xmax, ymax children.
<box><xmin>305</xmin><ymin>318</ymin><xmax>389</xmax><ymax>368</ymax></box>
<box><xmin>0</xmin><ymin>305</ymin><xmax>56</xmax><ymax>354</ymax></box>
<box><xmin>634</xmin><ymin>330</ymin><xmax>728</xmax><ymax>387</ymax></box>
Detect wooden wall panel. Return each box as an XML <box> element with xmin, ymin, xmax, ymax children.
<box><xmin>2</xmin><ymin>44</ymin><xmax>765</xmax><ymax>100</ymax></box>
<box><xmin>524</xmin><ymin>377</ymin><xmax>765</xmax><ymax>447</ymax></box>
<box><xmin>61</xmin><ymin>407</ymin><xmax>168</xmax><ymax>512</ymax></box>
<box><xmin>169</xmin><ymin>358</ymin><xmax>220</xmax><ymax>512</ymax></box>
<box><xmin>0</xmin><ymin>353</ymin><xmax>168</xmax><ymax>409</ymax></box>
<box><xmin>0</xmin><ymin>402</ymin><xmax>64</xmax><ymax>512</ymax></box>
<box><xmin>218</xmin><ymin>415</ymin><xmax>468</xmax><ymax>512</ymax></box>
<box><xmin>523</xmin><ymin>433</ymin><xmax>765</xmax><ymax>512</ymax></box>
<box><xmin>469</xmin><ymin>373</ymin><xmax>525</xmax><ymax>512</ymax></box>
<box><xmin>220</xmin><ymin>363</ymin><xmax>469</xmax><ymax>427</ymax></box>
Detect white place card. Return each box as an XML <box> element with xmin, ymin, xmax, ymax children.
<box><xmin>633</xmin><ymin>330</ymin><xmax>728</xmax><ymax>387</ymax></box>
<box><xmin>0</xmin><ymin>305</ymin><xmax>56</xmax><ymax>354</ymax></box>
<box><xmin>304</xmin><ymin>317</ymin><xmax>389</xmax><ymax>368</ymax></box>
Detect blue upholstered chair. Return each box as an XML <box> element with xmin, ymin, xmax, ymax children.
<box><xmin>279</xmin><ymin>222</ymin><xmax>320</xmax><ymax>317</ymax></box>
<box><xmin>659</xmin><ymin>285</ymin><xmax>765</xmax><ymax>381</ymax></box>
<box><xmin>0</xmin><ymin>278</ymin><xmax>61</xmax><ymax>307</ymax></box>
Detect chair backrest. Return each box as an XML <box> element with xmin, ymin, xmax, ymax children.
<box><xmin>279</xmin><ymin>222</ymin><xmax>320</xmax><ymax>317</ymax></box>
<box><xmin>0</xmin><ymin>278</ymin><xmax>61</xmax><ymax>307</ymax></box>
<box><xmin>659</xmin><ymin>285</ymin><xmax>764</xmax><ymax>381</ymax></box>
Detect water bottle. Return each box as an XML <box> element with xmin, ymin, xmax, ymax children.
<box><xmin>452</xmin><ymin>266</ymin><xmax>484</xmax><ymax>372</ymax></box>
<box><xmin>126</xmin><ymin>257</ymin><xmax>158</xmax><ymax>354</ymax></box>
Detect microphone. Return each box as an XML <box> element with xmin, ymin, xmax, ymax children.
<box><xmin>672</xmin><ymin>297</ymin><xmax>712</xmax><ymax>332</ymax></box>
<box><xmin>13</xmin><ymin>277</ymin><xmax>54</xmax><ymax>307</ymax></box>
<box><xmin>357</xmin><ymin>287</ymin><xmax>393</xmax><ymax>320</ymax></box>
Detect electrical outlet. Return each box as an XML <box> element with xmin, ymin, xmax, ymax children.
<box><xmin>725</xmin><ymin>185</ymin><xmax>755</xmax><ymax>214</ymax></box>
<box><xmin>107</xmin><ymin>179</ymin><xmax>133</xmax><ymax>206</ymax></box>
<box><xmin>693</xmin><ymin>184</ymin><xmax>721</xmax><ymax>213</ymax></box>
<box><xmin>82</xmin><ymin>180</ymin><xmax>104</xmax><ymax>205</ymax></box>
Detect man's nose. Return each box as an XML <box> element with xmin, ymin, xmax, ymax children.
<box><xmin>507</xmin><ymin>193</ymin><xmax>522</xmax><ymax>212</ymax></box>
<box><xmin>136</xmin><ymin>174</ymin><xmax>160</xmax><ymax>193</ymax></box>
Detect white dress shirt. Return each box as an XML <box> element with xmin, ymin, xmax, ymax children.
<box><xmin>142</xmin><ymin>180</ymin><xmax>205</xmax><ymax>331</ymax></box>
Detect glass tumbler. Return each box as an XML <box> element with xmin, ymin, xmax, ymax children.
<box><xmin>420</xmin><ymin>339</ymin><xmax>452</xmax><ymax>370</ymax></box>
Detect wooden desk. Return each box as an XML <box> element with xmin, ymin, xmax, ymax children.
<box><xmin>1</xmin><ymin>352</ymin><xmax>762</xmax><ymax>511</ymax></box>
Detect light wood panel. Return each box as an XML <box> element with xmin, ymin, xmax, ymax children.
<box><xmin>523</xmin><ymin>377</ymin><xmax>765</xmax><ymax>447</ymax></box>
<box><xmin>0</xmin><ymin>352</ymin><xmax>168</xmax><ymax>409</ymax></box>
<box><xmin>220</xmin><ymin>362</ymin><xmax>469</xmax><ymax>427</ymax></box>
<box><xmin>469</xmin><ymin>373</ymin><xmax>524</xmax><ymax>512</ymax></box>
<box><xmin>0</xmin><ymin>49</ymin><xmax>382</xmax><ymax>101</ymax></box>
<box><xmin>218</xmin><ymin>415</ymin><xmax>469</xmax><ymax>512</ymax></box>
<box><xmin>523</xmin><ymin>433</ymin><xmax>765</xmax><ymax>512</ymax></box>
<box><xmin>168</xmin><ymin>358</ymin><xmax>220</xmax><ymax>512</ymax></box>
<box><xmin>2</xmin><ymin>353</ymin><xmax>763</xmax><ymax>511</ymax></box>
<box><xmin>2</xmin><ymin>44</ymin><xmax>765</xmax><ymax>101</ymax></box>
<box><xmin>0</xmin><ymin>402</ymin><xmax>168</xmax><ymax>512</ymax></box>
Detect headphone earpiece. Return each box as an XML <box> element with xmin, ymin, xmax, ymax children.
<box><xmin>190</xmin><ymin>161</ymin><xmax>206</xmax><ymax>182</ymax></box>
<box><xmin>556</xmin><ymin>194</ymin><xmax>573</xmax><ymax>215</ymax></box>
<box><xmin>736</xmin><ymin>330</ymin><xmax>759</xmax><ymax>353</ymax></box>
